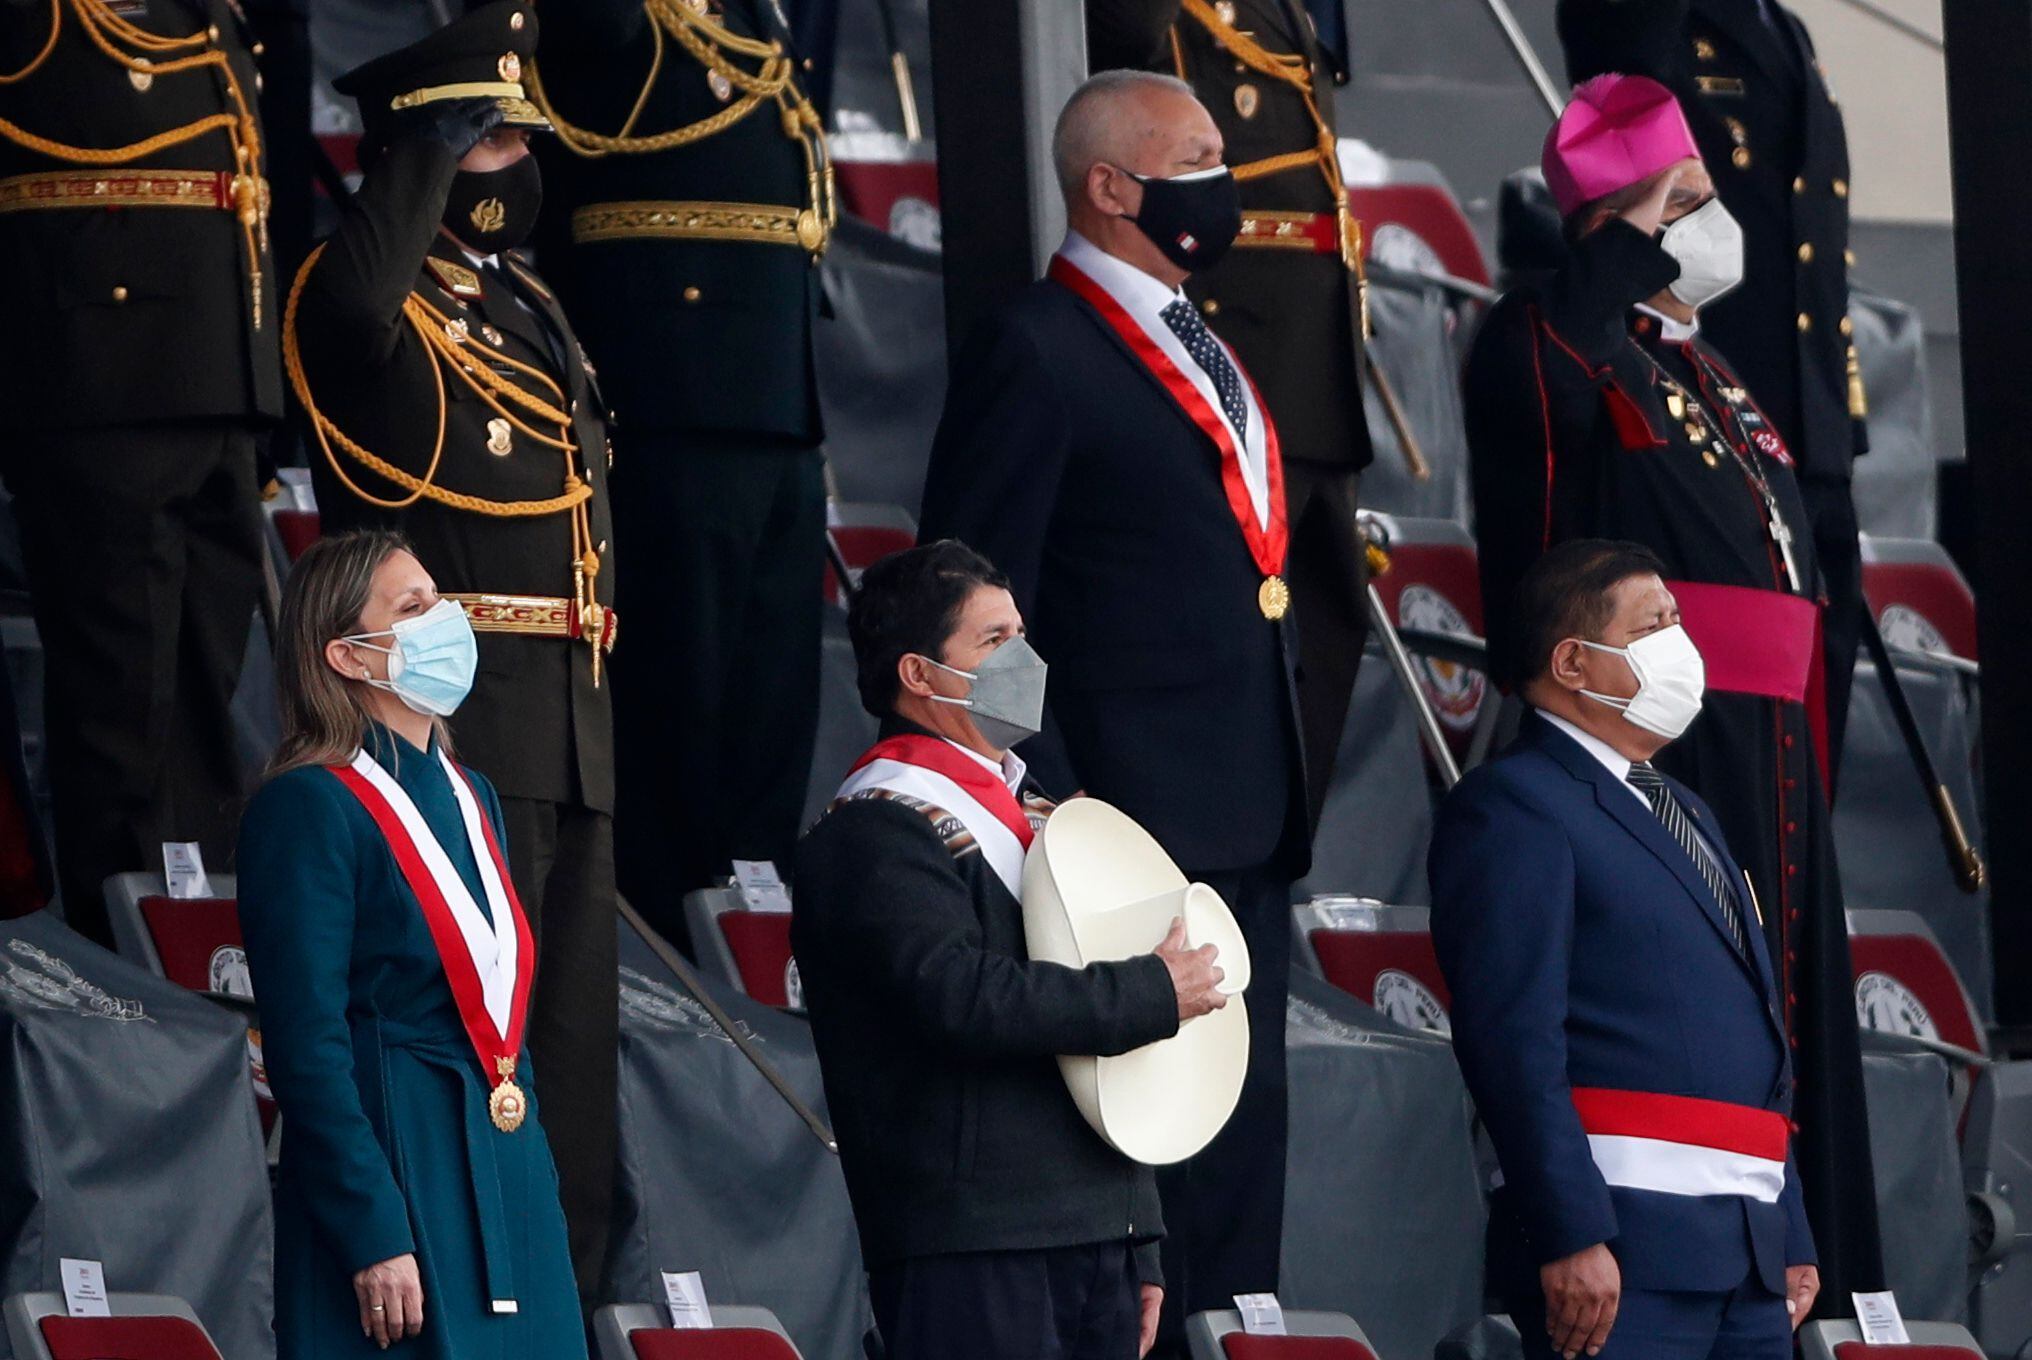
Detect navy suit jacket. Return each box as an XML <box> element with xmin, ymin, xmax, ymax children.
<box><xmin>1429</xmin><ymin>712</ymin><xmax>1815</xmax><ymax>1295</ymax></box>
<box><xmin>919</xmin><ymin>273</ymin><xmax>1308</xmax><ymax>877</ymax></box>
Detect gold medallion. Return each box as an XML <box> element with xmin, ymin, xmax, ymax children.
<box><xmin>708</xmin><ymin>69</ymin><xmax>734</xmax><ymax>102</ymax></box>
<box><xmin>497</xmin><ymin>51</ymin><xmax>522</xmax><ymax>83</ymax></box>
<box><xmin>795</xmin><ymin>208</ymin><xmax>826</xmax><ymax>254</ymax></box>
<box><xmin>470</xmin><ymin>197</ymin><xmax>507</xmax><ymax>234</ymax></box>
<box><xmin>1234</xmin><ymin>84</ymin><xmax>1260</xmax><ymax>119</ymax></box>
<box><xmin>1732</xmin><ymin>146</ymin><xmax>1752</xmax><ymax>170</ymax></box>
<box><xmin>1258</xmin><ymin>575</ymin><xmax>1290</xmax><ymax>621</ymax></box>
<box><xmin>486</xmin><ymin>417</ymin><xmax>513</xmax><ymax>456</ymax></box>
<box><xmin>489</xmin><ymin>1078</ymin><xmax>527</xmax><ymax>1132</ymax></box>
<box><xmin>128</xmin><ymin>67</ymin><xmax>154</xmax><ymax>92</ymax></box>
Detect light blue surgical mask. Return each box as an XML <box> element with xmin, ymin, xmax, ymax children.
<box><xmin>342</xmin><ymin>598</ymin><xmax>479</xmax><ymax>717</ymax></box>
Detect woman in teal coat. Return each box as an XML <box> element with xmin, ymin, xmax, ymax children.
<box><xmin>238</xmin><ymin>530</ymin><xmax>586</xmax><ymax>1358</ymax></box>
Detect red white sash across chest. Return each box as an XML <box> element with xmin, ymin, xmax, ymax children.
<box><xmin>330</xmin><ymin>749</ymin><xmax>533</xmax><ymax>1075</ymax></box>
<box><xmin>836</xmin><ymin>735</ymin><xmax>1035</xmax><ymax>901</ymax></box>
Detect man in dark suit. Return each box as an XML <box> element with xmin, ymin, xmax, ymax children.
<box><xmin>796</xmin><ymin>539</ymin><xmax>1228</xmax><ymax>1360</ymax></box>
<box><xmin>1559</xmin><ymin>0</ymin><xmax>1868</xmax><ymax>780</ymax></box>
<box><xmin>919</xmin><ymin>69</ymin><xmax>1308</xmax><ymax>1353</ymax></box>
<box><xmin>295</xmin><ymin>2</ymin><xmax>618</xmax><ymax>1301</ymax></box>
<box><xmin>1088</xmin><ymin>0</ymin><xmax>1373</xmax><ymax>824</ymax></box>
<box><xmin>1431</xmin><ymin>540</ymin><xmax>1818</xmax><ymax>1360</ymax></box>
<box><xmin>0</xmin><ymin>0</ymin><xmax>279</xmax><ymax>945</ymax></box>
<box><xmin>528</xmin><ymin>0</ymin><xmax>832</xmax><ymax>940</ymax></box>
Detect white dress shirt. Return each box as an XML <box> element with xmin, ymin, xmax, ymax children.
<box><xmin>947</xmin><ymin>739</ymin><xmax>1028</xmax><ymax>797</ymax></box>
<box><xmin>1635</xmin><ymin>302</ymin><xmax>1700</xmax><ymax>344</ymax></box>
<box><xmin>1537</xmin><ymin>709</ymin><xmax>1649</xmax><ymax>807</ymax></box>
<box><xmin>1057</xmin><ymin>230</ymin><xmax>1271</xmax><ymax>528</ymax></box>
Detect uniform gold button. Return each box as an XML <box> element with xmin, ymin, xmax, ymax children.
<box><xmin>510</xmin><ymin>10</ymin><xmax>525</xmax><ymax>28</ymax></box>
<box><xmin>1234</xmin><ymin>84</ymin><xmax>1260</xmax><ymax>118</ymax></box>
<box><xmin>803</xmin><ymin>57</ymin><xmax>814</xmax><ymax>71</ymax></box>
<box><xmin>1797</xmin><ymin>243</ymin><xmax>1814</xmax><ymax>263</ymax></box>
<box><xmin>1200</xmin><ymin>298</ymin><xmax>1220</xmax><ymax>317</ymax></box>
<box><xmin>1796</xmin><ymin>312</ymin><xmax>1812</xmax><ymax>333</ymax></box>
<box><xmin>1844</xmin><ymin>248</ymin><xmax>1857</xmax><ymax>266</ymax></box>
<box><xmin>1792</xmin><ymin>176</ymin><xmax>1807</xmax><ymax>194</ymax></box>
<box><xmin>206</xmin><ymin>23</ymin><xmax>219</xmax><ymax>40</ymax></box>
<box><xmin>1833</xmin><ymin>178</ymin><xmax>1849</xmax><ymax>197</ymax></box>
<box><xmin>1694</xmin><ymin>37</ymin><xmax>1717</xmax><ymax>60</ymax></box>
<box><xmin>682</xmin><ymin>286</ymin><xmax>702</xmax><ymax>303</ymax></box>
<box><xmin>1839</xmin><ymin>315</ymin><xmax>1854</xmax><ymax>337</ymax></box>
<box><xmin>1731</xmin><ymin>147</ymin><xmax>1751</xmax><ymax>169</ymax></box>
<box><xmin>110</xmin><ymin>285</ymin><xmax>128</xmax><ymax>302</ymax></box>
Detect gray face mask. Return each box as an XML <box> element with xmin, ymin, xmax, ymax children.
<box><xmin>924</xmin><ymin>636</ymin><xmax>1049</xmax><ymax>750</ymax></box>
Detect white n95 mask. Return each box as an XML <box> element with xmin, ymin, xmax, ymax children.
<box><xmin>1577</xmin><ymin>624</ymin><xmax>1707</xmax><ymax>740</ymax></box>
<box><xmin>1659</xmin><ymin>197</ymin><xmax>1746</xmax><ymax>310</ymax></box>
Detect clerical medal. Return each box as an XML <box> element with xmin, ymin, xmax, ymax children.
<box><xmin>1258</xmin><ymin>575</ymin><xmax>1290</xmax><ymax>621</ymax></box>
<box><xmin>490</xmin><ymin>1057</ymin><xmax>527</xmax><ymax>1133</ymax></box>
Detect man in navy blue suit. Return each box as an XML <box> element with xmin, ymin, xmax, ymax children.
<box><xmin>1430</xmin><ymin>539</ymin><xmax>1818</xmax><ymax>1360</ymax></box>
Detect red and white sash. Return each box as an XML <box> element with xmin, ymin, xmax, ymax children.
<box><xmin>1048</xmin><ymin>253</ymin><xmax>1290</xmax><ymax>582</ymax></box>
<box><xmin>1572</xmin><ymin>1087</ymin><xmax>1788</xmax><ymax>1203</ymax></box>
<box><xmin>835</xmin><ymin>735</ymin><xmax>1035</xmax><ymax>901</ymax></box>
<box><xmin>330</xmin><ymin>749</ymin><xmax>534</xmax><ymax>1092</ymax></box>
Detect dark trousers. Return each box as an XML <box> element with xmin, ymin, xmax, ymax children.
<box><xmin>4</xmin><ymin>422</ymin><xmax>263</xmax><ymax>945</ymax></box>
<box><xmin>1284</xmin><ymin>461</ymin><xmax>1368</xmax><ymax>832</ymax></box>
<box><xmin>871</xmin><ymin>1242</ymin><xmax>1142</xmax><ymax>1360</ymax></box>
<box><xmin>1153</xmin><ymin>864</ymin><xmax>1291</xmax><ymax>1356</ymax></box>
<box><xmin>609</xmin><ymin>433</ymin><xmax>825</xmax><ymax>943</ymax></box>
<box><xmin>498</xmin><ymin>795</ymin><xmax>618</xmax><ymax>1306</ymax></box>
<box><xmin>1509</xmin><ymin>1269</ymin><xmax>1791</xmax><ymax>1360</ymax></box>
<box><xmin>1799</xmin><ymin>477</ymin><xmax>1862</xmax><ymax>792</ymax></box>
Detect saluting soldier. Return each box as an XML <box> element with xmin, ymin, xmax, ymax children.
<box><xmin>0</xmin><ymin>0</ymin><xmax>278</xmax><ymax>946</ymax></box>
<box><xmin>291</xmin><ymin>1</ymin><xmax>619</xmax><ymax>1303</ymax></box>
<box><xmin>1088</xmin><ymin>0</ymin><xmax>1374</xmax><ymax>826</ymax></box>
<box><xmin>1559</xmin><ymin>0</ymin><xmax>1870</xmax><ymax>781</ymax></box>
<box><xmin>527</xmin><ymin>0</ymin><xmax>834</xmax><ymax>942</ymax></box>
<box><xmin>1465</xmin><ymin>74</ymin><xmax>1884</xmax><ymax>1307</ymax></box>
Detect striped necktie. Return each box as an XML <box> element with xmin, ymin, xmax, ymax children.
<box><xmin>1627</xmin><ymin>762</ymin><xmax>1750</xmax><ymax>959</ymax></box>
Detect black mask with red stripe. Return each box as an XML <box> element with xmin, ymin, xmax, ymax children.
<box><xmin>1123</xmin><ymin>165</ymin><xmax>1241</xmax><ymax>273</ymax></box>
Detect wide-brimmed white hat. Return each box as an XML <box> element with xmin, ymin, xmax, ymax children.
<box><xmin>1022</xmin><ymin>798</ymin><xmax>1251</xmax><ymax>1165</ymax></box>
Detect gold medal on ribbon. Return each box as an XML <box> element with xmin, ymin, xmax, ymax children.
<box><xmin>489</xmin><ymin>1056</ymin><xmax>527</xmax><ymax>1133</ymax></box>
<box><xmin>1258</xmin><ymin>575</ymin><xmax>1290</xmax><ymax>621</ymax></box>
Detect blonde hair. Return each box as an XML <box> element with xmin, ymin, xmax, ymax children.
<box><xmin>266</xmin><ymin>530</ymin><xmax>452</xmax><ymax>777</ymax></box>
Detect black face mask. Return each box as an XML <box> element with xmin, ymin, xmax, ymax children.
<box><xmin>443</xmin><ymin>154</ymin><xmax>542</xmax><ymax>254</ymax></box>
<box><xmin>1122</xmin><ymin>165</ymin><xmax>1241</xmax><ymax>273</ymax></box>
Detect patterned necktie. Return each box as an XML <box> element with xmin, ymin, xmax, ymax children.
<box><xmin>1160</xmin><ymin>297</ymin><xmax>1249</xmax><ymax>440</ymax></box>
<box><xmin>1627</xmin><ymin>762</ymin><xmax>1750</xmax><ymax>958</ymax></box>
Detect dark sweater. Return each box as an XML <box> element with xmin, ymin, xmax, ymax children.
<box><xmin>792</xmin><ymin>787</ymin><xmax>1180</xmax><ymax>1281</ymax></box>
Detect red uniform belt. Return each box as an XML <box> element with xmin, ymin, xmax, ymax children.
<box><xmin>1668</xmin><ymin>580</ymin><xmax>1827</xmax><ymax>784</ymax></box>
<box><xmin>442</xmin><ymin>592</ymin><xmax>618</xmax><ymax>653</ymax></box>
<box><xmin>1236</xmin><ymin>209</ymin><xmax>1342</xmax><ymax>254</ymax></box>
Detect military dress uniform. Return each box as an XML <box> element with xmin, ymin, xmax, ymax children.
<box><xmin>1559</xmin><ymin>0</ymin><xmax>1870</xmax><ymax>781</ymax></box>
<box><xmin>529</xmin><ymin>0</ymin><xmax>833</xmax><ymax>940</ymax></box>
<box><xmin>1089</xmin><ymin>0</ymin><xmax>1375</xmax><ymax>827</ymax></box>
<box><xmin>293</xmin><ymin>2</ymin><xmax>619</xmax><ymax>1301</ymax></box>
<box><xmin>1464</xmin><ymin>218</ymin><xmax>1885</xmax><ymax>1304</ymax></box>
<box><xmin>0</xmin><ymin>0</ymin><xmax>278</xmax><ymax>945</ymax></box>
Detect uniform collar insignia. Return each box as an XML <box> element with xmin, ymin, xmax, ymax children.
<box><xmin>502</xmin><ymin>254</ymin><xmax>552</xmax><ymax>301</ymax></box>
<box><xmin>424</xmin><ymin>256</ymin><xmax>484</xmax><ymax>298</ymax></box>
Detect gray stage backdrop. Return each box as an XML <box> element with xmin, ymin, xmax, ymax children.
<box><xmin>0</xmin><ymin>911</ymin><xmax>273</xmax><ymax>1360</ymax></box>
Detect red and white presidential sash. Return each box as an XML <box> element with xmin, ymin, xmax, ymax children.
<box><xmin>835</xmin><ymin>735</ymin><xmax>1035</xmax><ymax>901</ymax></box>
<box><xmin>330</xmin><ymin>749</ymin><xmax>535</xmax><ymax>1132</ymax></box>
<box><xmin>1572</xmin><ymin>1087</ymin><xmax>1788</xmax><ymax>1203</ymax></box>
<box><xmin>1047</xmin><ymin>254</ymin><xmax>1291</xmax><ymax>596</ymax></box>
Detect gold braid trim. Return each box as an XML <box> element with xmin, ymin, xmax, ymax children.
<box><xmin>0</xmin><ymin>0</ymin><xmax>269</xmax><ymax>325</ymax></box>
<box><xmin>284</xmin><ymin>244</ymin><xmax>593</xmax><ymax>518</ymax></box>
<box><xmin>525</xmin><ymin>0</ymin><xmax>836</xmax><ymax>250</ymax></box>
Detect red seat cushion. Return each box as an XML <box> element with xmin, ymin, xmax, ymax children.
<box><xmin>1222</xmin><ymin>1334</ymin><xmax>1377</xmax><ymax>1360</ymax></box>
<box><xmin>1860</xmin><ymin>560</ymin><xmax>1977</xmax><ymax>660</ymax></box>
<box><xmin>631</xmin><ymin>1326</ymin><xmax>800</xmax><ymax>1360</ymax></box>
<box><xmin>40</xmin><ymin>1314</ymin><xmax>223</xmax><ymax>1360</ymax></box>
<box><xmin>1344</xmin><ymin>183</ymin><xmax>1491</xmax><ymax>286</ymax></box>
<box><xmin>137</xmin><ymin>896</ymin><xmax>246</xmax><ymax>995</ymax></box>
<box><xmin>1308</xmin><ymin>930</ymin><xmax>1452</xmax><ymax>1012</ymax></box>
<box><xmin>1847</xmin><ymin>933</ymin><xmax>1984</xmax><ymax>1054</ymax></box>
<box><xmin>1833</xmin><ymin>1344</ymin><xmax>1978</xmax><ymax>1360</ymax></box>
<box><xmin>716</xmin><ymin>911</ymin><xmax>797</xmax><ymax>1007</ymax></box>
<box><xmin>271</xmin><ymin>508</ymin><xmax>322</xmax><ymax>562</ymax></box>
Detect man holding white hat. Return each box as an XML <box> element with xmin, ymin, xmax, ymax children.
<box><xmin>793</xmin><ymin>539</ymin><xmax>1229</xmax><ymax>1360</ymax></box>
<box><xmin>1463</xmin><ymin>71</ymin><xmax>1882</xmax><ymax>1308</ymax></box>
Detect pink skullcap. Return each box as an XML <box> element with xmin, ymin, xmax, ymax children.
<box><xmin>1542</xmin><ymin>73</ymin><xmax>1699</xmax><ymax>216</ymax></box>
